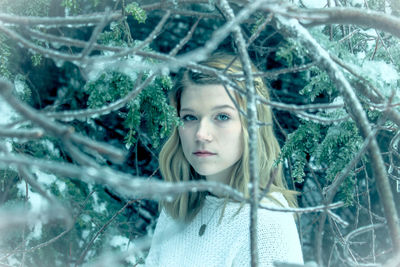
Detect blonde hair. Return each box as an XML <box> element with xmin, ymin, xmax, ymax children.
<box><xmin>159</xmin><ymin>53</ymin><xmax>297</xmax><ymax>221</ymax></box>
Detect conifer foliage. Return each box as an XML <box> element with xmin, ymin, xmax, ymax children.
<box><xmin>0</xmin><ymin>0</ymin><xmax>400</xmax><ymax>266</ymax></box>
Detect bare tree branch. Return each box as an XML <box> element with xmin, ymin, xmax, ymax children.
<box><xmin>216</xmin><ymin>0</ymin><xmax>261</xmax><ymax>265</ymax></box>
<box><xmin>0</xmin><ymin>79</ymin><xmax>126</xmax><ymax>163</ymax></box>
<box><xmin>283</xmin><ymin>7</ymin><xmax>400</xmax><ymax>39</ymax></box>
<box><xmin>0</xmin><ymin>11</ymin><xmax>122</xmax><ymax>27</ymax></box>
<box><xmin>270</xmin><ymin>13</ymin><xmax>400</xmax><ymax>256</ymax></box>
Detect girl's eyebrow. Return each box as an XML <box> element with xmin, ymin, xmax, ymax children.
<box><xmin>180</xmin><ymin>105</ymin><xmax>236</xmax><ymax>113</ymax></box>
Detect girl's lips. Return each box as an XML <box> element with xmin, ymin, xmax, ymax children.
<box><xmin>193</xmin><ymin>151</ymin><xmax>216</xmax><ymax>157</ymax></box>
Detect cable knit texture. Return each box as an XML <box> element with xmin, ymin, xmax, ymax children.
<box><xmin>144</xmin><ymin>192</ymin><xmax>304</xmax><ymax>267</ymax></box>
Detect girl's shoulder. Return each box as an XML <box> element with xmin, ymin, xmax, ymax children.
<box><xmin>260</xmin><ymin>191</ymin><xmax>289</xmax><ymax>208</ymax></box>
<box><xmin>257</xmin><ymin>192</ymin><xmax>297</xmax><ymax>227</ymax></box>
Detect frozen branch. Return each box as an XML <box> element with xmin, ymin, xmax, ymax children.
<box><xmin>0</xmin><ymin>79</ymin><xmax>126</xmax><ymax>163</ymax></box>
<box><xmin>44</xmin><ymin>73</ymin><xmax>156</xmax><ymax>121</ymax></box>
<box><xmin>79</xmin><ymin>9</ymin><xmax>112</xmax><ymax>59</ymax></box>
<box><xmin>169</xmin><ymin>16</ymin><xmax>202</xmax><ymax>56</ymax></box>
<box><xmin>323</xmin><ymin>124</ymin><xmax>379</xmax><ymax>200</ymax></box>
<box><xmin>343</xmin><ymin>223</ymin><xmax>385</xmax><ymax>267</ymax></box>
<box><xmin>216</xmin><ymin>0</ymin><xmax>261</xmax><ymax>265</ymax></box>
<box><xmin>83</xmin><ymin>11</ymin><xmax>172</xmax><ymax>66</ymax></box>
<box><xmin>1</xmin><ymin>192</ymin><xmax>94</xmax><ymax>257</ymax></box>
<box><xmin>295</xmin><ymin>111</ymin><xmax>349</xmax><ymax>125</ymax></box>
<box><xmin>229</xmin><ymin>62</ymin><xmax>316</xmax><ymax>79</ymax></box>
<box><xmin>0</xmin><ymin>204</ymin><xmax>70</xmax><ymax>232</ymax></box>
<box><xmin>270</xmin><ymin>13</ymin><xmax>400</xmax><ymax>254</ymax></box>
<box><xmin>0</xmin><ymin>11</ymin><xmax>122</xmax><ymax>27</ymax></box>
<box><xmin>331</xmin><ymin>54</ymin><xmax>400</xmax><ymax>128</ymax></box>
<box><xmin>288</xmin><ymin>7</ymin><xmax>400</xmax><ymax>39</ymax></box>
<box><xmin>0</xmin><ymin>23</ymin><xmax>82</xmax><ymax>62</ymax></box>
<box><xmin>0</xmin><ymin>153</ymin><xmax>345</xmax><ymax>215</ymax></box>
<box><xmin>75</xmin><ymin>199</ymin><xmax>139</xmax><ymax>267</ymax></box>
<box><xmin>0</xmin><ymin>128</ymin><xmax>44</xmax><ymax>139</ymax></box>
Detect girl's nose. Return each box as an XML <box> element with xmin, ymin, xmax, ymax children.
<box><xmin>195</xmin><ymin>120</ymin><xmax>212</xmax><ymax>142</ymax></box>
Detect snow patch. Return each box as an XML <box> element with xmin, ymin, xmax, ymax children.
<box><xmin>92</xmin><ymin>192</ymin><xmax>107</xmax><ymax>213</ymax></box>
<box><xmin>82</xmin><ymin>229</ymin><xmax>90</xmax><ymax>239</ymax></box>
<box><xmin>81</xmin><ymin>214</ymin><xmax>91</xmax><ymax>223</ymax></box>
<box><xmin>356</xmin><ymin>51</ymin><xmax>365</xmax><ymax>60</ymax></box>
<box><xmin>35</xmin><ymin>169</ymin><xmax>57</xmax><ymax>186</ymax></box>
<box><xmin>298</xmin><ymin>0</ymin><xmax>330</xmax><ymax>8</ymax></box>
<box><xmin>0</xmin><ymin>96</ymin><xmax>17</xmax><ymax>125</ymax></box>
<box><xmin>5</xmin><ymin>256</ymin><xmax>20</xmax><ymax>266</ymax></box>
<box><xmin>17</xmin><ymin>182</ymin><xmax>50</xmax><ymax>240</ymax></box>
<box><xmin>29</xmin><ymin>221</ymin><xmax>43</xmax><ymax>239</ymax></box>
<box><xmin>33</xmin><ymin>169</ymin><xmax>66</xmax><ymax>194</ymax></box>
<box><xmin>362</xmin><ymin>60</ymin><xmax>399</xmax><ymax>92</ymax></box>
<box><xmin>56</xmin><ymin>180</ymin><xmax>66</xmax><ymax>193</ymax></box>
<box><xmin>14</xmin><ymin>78</ymin><xmax>26</xmax><ymax>95</ymax></box>
<box><xmin>18</xmin><ymin>186</ymin><xmax>49</xmax><ymax>219</ymax></box>
<box><xmin>94</xmin><ymin>202</ymin><xmax>106</xmax><ymax>213</ymax></box>
<box><xmin>42</xmin><ymin>139</ymin><xmax>60</xmax><ymax>157</ymax></box>
<box><xmin>110</xmin><ymin>235</ymin><xmax>129</xmax><ymax>249</ymax></box>
<box><xmin>348</xmin><ymin>0</ymin><xmax>364</xmax><ymax>6</ymax></box>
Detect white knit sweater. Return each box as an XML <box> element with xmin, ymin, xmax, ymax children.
<box><xmin>144</xmin><ymin>192</ymin><xmax>303</xmax><ymax>267</ymax></box>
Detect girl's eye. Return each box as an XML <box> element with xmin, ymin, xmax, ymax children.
<box><xmin>182</xmin><ymin>114</ymin><xmax>197</xmax><ymax>121</ymax></box>
<box><xmin>216</xmin><ymin>113</ymin><xmax>230</xmax><ymax>121</ymax></box>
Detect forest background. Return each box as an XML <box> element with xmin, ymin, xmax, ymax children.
<box><xmin>0</xmin><ymin>0</ymin><xmax>400</xmax><ymax>266</ymax></box>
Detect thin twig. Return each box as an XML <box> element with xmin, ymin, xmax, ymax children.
<box><xmin>0</xmin><ymin>23</ymin><xmax>82</xmax><ymax>62</ymax></box>
<box><xmin>169</xmin><ymin>16</ymin><xmax>202</xmax><ymax>56</ymax></box>
<box><xmin>280</xmin><ymin>7</ymin><xmax>400</xmax><ymax>39</ymax></box>
<box><xmin>0</xmin><ymin>11</ymin><xmax>122</xmax><ymax>27</ymax></box>
<box><xmin>75</xmin><ymin>199</ymin><xmax>138</xmax><ymax>266</ymax></box>
<box><xmin>0</xmin><ymin>128</ymin><xmax>44</xmax><ymax>139</ymax></box>
<box><xmin>0</xmin><ymin>79</ymin><xmax>126</xmax><ymax>163</ymax></box>
<box><xmin>0</xmin><ymin>152</ymin><xmax>347</xmax><ymax>215</ymax></box>
<box><xmin>271</xmin><ymin>12</ymin><xmax>400</xmax><ymax>254</ymax></box>
<box><xmin>343</xmin><ymin>223</ymin><xmax>385</xmax><ymax>267</ymax></box>
<box><xmin>79</xmin><ymin>8</ymin><xmax>112</xmax><ymax>59</ymax></box>
<box><xmin>44</xmin><ymin>72</ymin><xmax>152</xmax><ymax>121</ymax></box>
<box><xmin>216</xmin><ymin>0</ymin><xmax>261</xmax><ymax>265</ymax></box>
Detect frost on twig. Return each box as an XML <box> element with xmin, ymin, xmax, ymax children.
<box><xmin>1</xmin><ymin>1</ymin><xmax>400</xmax><ymax>266</ymax></box>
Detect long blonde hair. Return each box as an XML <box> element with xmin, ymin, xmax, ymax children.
<box><xmin>159</xmin><ymin>53</ymin><xmax>297</xmax><ymax>221</ymax></box>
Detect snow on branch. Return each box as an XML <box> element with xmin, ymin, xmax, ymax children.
<box><xmin>0</xmin><ymin>79</ymin><xmax>126</xmax><ymax>163</ymax></box>
<box><xmin>0</xmin><ymin>11</ymin><xmax>123</xmax><ymax>27</ymax></box>
<box><xmin>269</xmin><ymin>10</ymin><xmax>400</xmax><ymax>256</ymax></box>
<box><xmin>1</xmin><ymin>1</ymin><xmax>400</xmax><ymax>266</ymax></box>
<box><xmin>0</xmin><ymin>152</ymin><xmax>345</xmax><ymax>216</ymax></box>
<box><xmin>289</xmin><ymin>7</ymin><xmax>400</xmax><ymax>39</ymax></box>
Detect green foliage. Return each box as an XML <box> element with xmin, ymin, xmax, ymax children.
<box><xmin>125</xmin><ymin>2</ymin><xmax>147</xmax><ymax>24</ymax></box>
<box><xmin>14</xmin><ymin>74</ymin><xmax>33</xmax><ymax>103</ymax></box>
<box><xmin>85</xmin><ymin>71</ymin><xmax>179</xmax><ymax>149</ymax></box>
<box><xmin>279</xmin><ymin>108</ymin><xmax>364</xmax><ymax>204</ymax></box>
<box><xmin>1</xmin><ymin>136</ymin><xmax>140</xmax><ymax>266</ymax></box>
<box><xmin>315</xmin><ymin>121</ymin><xmax>363</xmax><ymax>180</ymax></box>
<box><xmin>0</xmin><ymin>0</ymin><xmax>50</xmax><ymax>77</ymax></box>
<box><xmin>278</xmin><ymin>122</ymin><xmax>323</xmax><ymax>183</ymax></box>
<box><xmin>0</xmin><ymin>170</ymin><xmax>20</xmax><ymax>203</ymax></box>
<box><xmin>0</xmin><ymin>0</ymin><xmax>50</xmax><ymax>16</ymax></box>
<box><xmin>131</xmin><ymin>75</ymin><xmax>179</xmax><ymax>148</ymax></box>
<box><xmin>61</xmin><ymin>0</ymin><xmax>101</xmax><ymax>15</ymax></box>
<box><xmin>31</xmin><ymin>53</ymin><xmax>43</xmax><ymax>66</ymax></box>
<box><xmin>86</xmin><ymin>71</ymin><xmax>133</xmax><ymax>108</ymax></box>
<box><xmin>99</xmin><ymin>21</ymin><xmax>128</xmax><ymax>46</ymax></box>
<box><xmin>299</xmin><ymin>67</ymin><xmax>336</xmax><ymax>101</ymax></box>
<box><xmin>276</xmin><ymin>40</ymin><xmax>308</xmax><ymax>67</ymax></box>
<box><xmin>0</xmin><ymin>34</ymin><xmax>11</xmax><ymax>78</ymax></box>
<box><xmin>61</xmin><ymin>0</ymin><xmax>79</xmax><ymax>14</ymax></box>
<box><xmin>275</xmin><ymin>16</ymin><xmax>399</xmax><ymax>205</ymax></box>
<box><xmin>250</xmin><ymin>13</ymin><xmax>267</xmax><ymax>35</ymax></box>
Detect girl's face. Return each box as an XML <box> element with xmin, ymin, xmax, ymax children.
<box><xmin>178</xmin><ymin>84</ymin><xmax>243</xmax><ymax>185</ymax></box>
